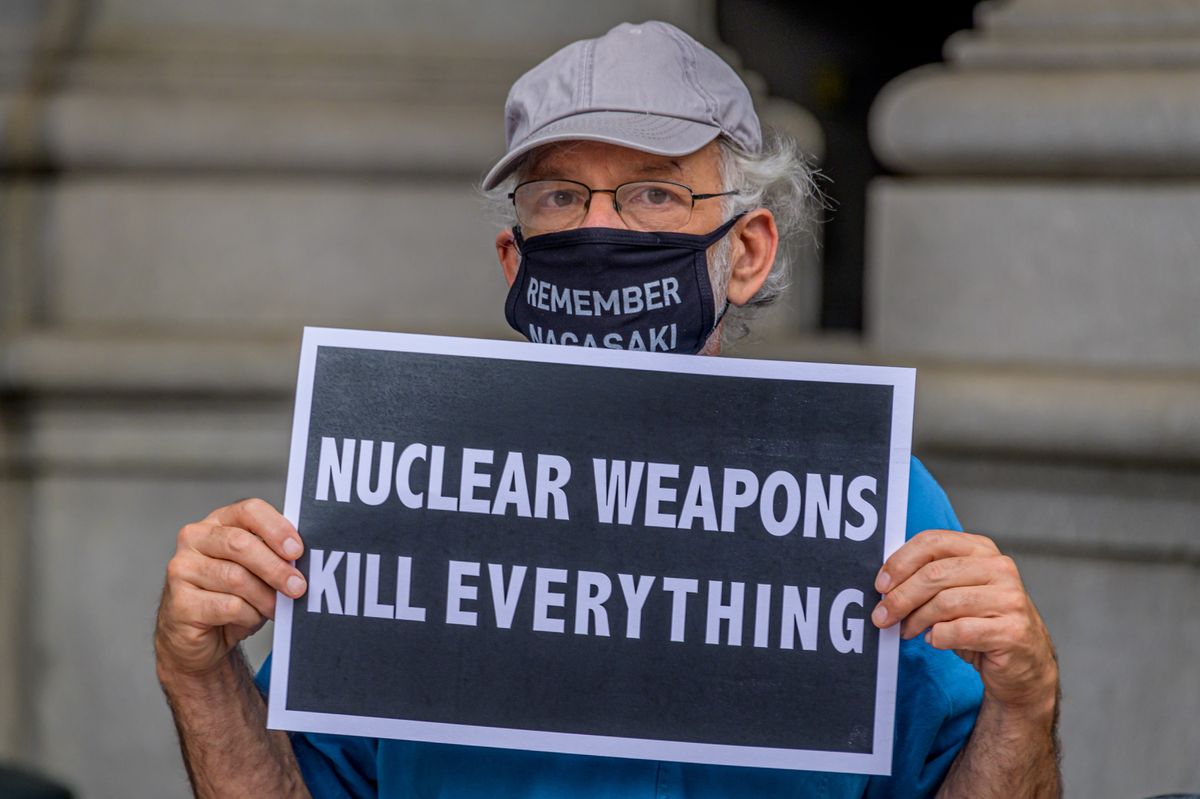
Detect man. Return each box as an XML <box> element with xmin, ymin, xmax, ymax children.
<box><xmin>155</xmin><ymin>21</ymin><xmax>1061</xmax><ymax>798</ymax></box>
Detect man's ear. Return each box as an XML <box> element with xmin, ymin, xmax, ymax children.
<box><xmin>496</xmin><ymin>229</ymin><xmax>520</xmax><ymax>287</ymax></box>
<box><xmin>725</xmin><ymin>209</ymin><xmax>779</xmax><ymax>305</ymax></box>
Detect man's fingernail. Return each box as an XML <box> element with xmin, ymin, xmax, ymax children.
<box><xmin>875</xmin><ymin>570</ymin><xmax>891</xmax><ymax>592</ymax></box>
<box><xmin>283</xmin><ymin>539</ymin><xmax>302</xmax><ymax>558</ymax></box>
<box><xmin>286</xmin><ymin>575</ymin><xmax>306</xmax><ymax>596</ymax></box>
<box><xmin>871</xmin><ymin>604</ymin><xmax>888</xmax><ymax>626</ymax></box>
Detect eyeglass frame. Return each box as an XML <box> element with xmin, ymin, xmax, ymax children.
<box><xmin>507</xmin><ymin>178</ymin><xmax>739</xmax><ymax>233</ymax></box>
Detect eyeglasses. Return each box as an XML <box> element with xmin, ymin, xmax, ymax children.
<box><xmin>509</xmin><ymin>179</ymin><xmax>738</xmax><ymax>234</ymax></box>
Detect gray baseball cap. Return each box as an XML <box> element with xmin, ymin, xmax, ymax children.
<box><xmin>482</xmin><ymin>20</ymin><xmax>762</xmax><ymax>190</ymax></box>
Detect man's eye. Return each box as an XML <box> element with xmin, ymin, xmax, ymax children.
<box><xmin>625</xmin><ymin>185</ymin><xmax>686</xmax><ymax>208</ymax></box>
<box><xmin>534</xmin><ymin>190</ymin><xmax>583</xmax><ymax>210</ymax></box>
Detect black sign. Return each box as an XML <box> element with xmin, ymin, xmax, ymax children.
<box><xmin>269</xmin><ymin>329</ymin><xmax>913</xmax><ymax>775</ymax></box>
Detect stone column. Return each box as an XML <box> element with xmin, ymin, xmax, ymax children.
<box><xmin>0</xmin><ymin>2</ymin><xmax>821</xmax><ymax>796</ymax></box>
<box><xmin>868</xmin><ymin>1</ymin><xmax>1200</xmax><ymax>796</ymax></box>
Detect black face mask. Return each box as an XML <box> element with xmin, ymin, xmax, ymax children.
<box><xmin>504</xmin><ymin>216</ymin><xmax>741</xmax><ymax>354</ymax></box>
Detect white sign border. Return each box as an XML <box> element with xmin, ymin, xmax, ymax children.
<box><xmin>269</xmin><ymin>326</ymin><xmax>913</xmax><ymax>776</ymax></box>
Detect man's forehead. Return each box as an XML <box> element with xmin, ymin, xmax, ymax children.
<box><xmin>522</xmin><ymin>141</ymin><xmax>708</xmax><ymax>180</ymax></box>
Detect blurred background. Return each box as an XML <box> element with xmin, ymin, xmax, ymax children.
<box><xmin>1</xmin><ymin>0</ymin><xmax>1199</xmax><ymax>797</ymax></box>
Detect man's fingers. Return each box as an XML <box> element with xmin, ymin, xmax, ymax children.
<box><xmin>171</xmin><ymin>582</ymin><xmax>266</xmax><ymax>631</ymax></box>
<box><xmin>897</xmin><ymin>584</ymin><xmax>1024</xmax><ymax>639</ymax></box>
<box><xmin>191</xmin><ymin>524</ymin><xmax>307</xmax><ymax>599</ymax></box>
<box><xmin>875</xmin><ymin>529</ymin><xmax>999</xmax><ymax>594</ymax></box>
<box><xmin>926</xmin><ymin>616</ymin><xmax>1013</xmax><ymax>653</ymax></box>
<box><xmin>872</xmin><ymin>555</ymin><xmax>1019</xmax><ymax>629</ymax></box>
<box><xmin>171</xmin><ymin>552</ymin><xmax>279</xmax><ymax>620</ymax></box>
<box><xmin>206</xmin><ymin>498</ymin><xmax>303</xmax><ymax>561</ymax></box>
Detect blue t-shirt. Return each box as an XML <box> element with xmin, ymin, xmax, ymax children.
<box><xmin>257</xmin><ymin>457</ymin><xmax>982</xmax><ymax>798</ymax></box>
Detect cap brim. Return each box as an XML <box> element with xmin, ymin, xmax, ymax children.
<box><xmin>482</xmin><ymin>111</ymin><xmax>722</xmax><ymax>190</ymax></box>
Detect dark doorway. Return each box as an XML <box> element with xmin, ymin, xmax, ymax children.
<box><xmin>718</xmin><ymin>1</ymin><xmax>977</xmax><ymax>331</ymax></box>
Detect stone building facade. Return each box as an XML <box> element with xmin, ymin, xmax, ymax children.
<box><xmin>1</xmin><ymin>1</ymin><xmax>1197</xmax><ymax>797</ymax></box>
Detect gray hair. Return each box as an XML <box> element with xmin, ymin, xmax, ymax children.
<box><xmin>711</xmin><ymin>131</ymin><xmax>821</xmax><ymax>344</ymax></box>
<box><xmin>479</xmin><ymin>130</ymin><xmax>821</xmax><ymax>345</ymax></box>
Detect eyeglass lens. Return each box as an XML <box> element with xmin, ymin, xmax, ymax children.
<box><xmin>513</xmin><ymin>180</ymin><xmax>696</xmax><ymax>233</ymax></box>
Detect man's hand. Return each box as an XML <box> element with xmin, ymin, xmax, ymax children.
<box><xmin>871</xmin><ymin>529</ymin><xmax>1057</xmax><ymax>712</ymax></box>
<box><xmin>872</xmin><ymin>529</ymin><xmax>1061</xmax><ymax>797</ymax></box>
<box><xmin>156</xmin><ymin>498</ymin><xmax>308</xmax><ymax>678</ymax></box>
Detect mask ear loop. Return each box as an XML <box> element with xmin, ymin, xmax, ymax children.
<box><xmin>701</xmin><ymin>215</ymin><xmax>744</xmax><ymax>347</ymax></box>
<box><xmin>705</xmin><ymin>298</ymin><xmax>732</xmax><ymax>349</ymax></box>
<box><xmin>713</xmin><ymin>298</ymin><xmax>731</xmax><ymax>327</ymax></box>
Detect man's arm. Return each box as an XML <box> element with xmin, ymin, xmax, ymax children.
<box><xmin>158</xmin><ymin>649</ymin><xmax>309</xmax><ymax>798</ymax></box>
<box><xmin>154</xmin><ymin>499</ymin><xmax>312</xmax><ymax>799</ymax></box>
<box><xmin>872</xmin><ymin>530</ymin><xmax>1061</xmax><ymax>798</ymax></box>
<box><xmin>937</xmin><ymin>679</ymin><xmax>1060</xmax><ymax>798</ymax></box>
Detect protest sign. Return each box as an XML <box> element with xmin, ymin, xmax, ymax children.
<box><xmin>268</xmin><ymin>327</ymin><xmax>913</xmax><ymax>775</ymax></box>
